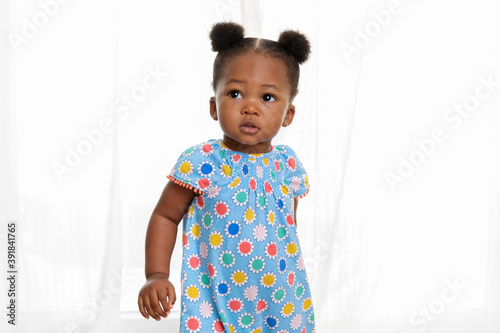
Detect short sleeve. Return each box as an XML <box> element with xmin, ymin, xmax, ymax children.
<box><xmin>167</xmin><ymin>141</ymin><xmax>221</xmax><ymax>195</ymax></box>
<box><xmin>280</xmin><ymin>145</ymin><xmax>310</xmax><ymax>199</ymax></box>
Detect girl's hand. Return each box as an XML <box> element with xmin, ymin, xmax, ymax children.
<box><xmin>138</xmin><ymin>273</ymin><xmax>176</xmax><ymax>320</ymax></box>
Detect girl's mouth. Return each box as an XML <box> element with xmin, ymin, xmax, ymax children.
<box><xmin>239</xmin><ymin>121</ymin><xmax>260</xmax><ymax>134</ymax></box>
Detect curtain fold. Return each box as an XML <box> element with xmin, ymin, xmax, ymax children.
<box><xmin>2</xmin><ymin>1</ymin><xmax>499</xmax><ymax>332</ymax></box>
<box><xmin>93</xmin><ymin>5</ymin><xmax>124</xmax><ymax>331</ymax></box>
<box><xmin>0</xmin><ymin>0</ymin><xmax>17</xmax><ymax>225</ymax></box>
<box><xmin>240</xmin><ymin>0</ymin><xmax>263</xmax><ymax>37</ymax></box>
<box><xmin>486</xmin><ymin>43</ymin><xmax>500</xmax><ymax>329</ymax></box>
<box><xmin>4</xmin><ymin>1</ymin><xmax>124</xmax><ymax>332</ymax></box>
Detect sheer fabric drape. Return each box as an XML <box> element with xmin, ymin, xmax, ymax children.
<box><xmin>1</xmin><ymin>1</ymin><xmax>499</xmax><ymax>332</ymax></box>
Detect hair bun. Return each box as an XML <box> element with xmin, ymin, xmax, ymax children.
<box><xmin>209</xmin><ymin>22</ymin><xmax>245</xmax><ymax>52</ymax></box>
<box><xmin>277</xmin><ymin>30</ymin><xmax>311</xmax><ymax>64</ymax></box>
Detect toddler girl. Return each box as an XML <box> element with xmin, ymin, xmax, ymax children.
<box><xmin>138</xmin><ymin>21</ymin><xmax>315</xmax><ymax>333</ymax></box>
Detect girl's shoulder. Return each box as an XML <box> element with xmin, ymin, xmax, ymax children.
<box><xmin>272</xmin><ymin>144</ymin><xmax>300</xmax><ymax>158</ymax></box>
<box><xmin>168</xmin><ymin>140</ymin><xmax>309</xmax><ymax>197</ymax></box>
<box><xmin>272</xmin><ymin>144</ymin><xmax>308</xmax><ymax>172</ymax></box>
<box><xmin>174</xmin><ymin>139</ymin><xmax>225</xmax><ymax>162</ymax></box>
<box><xmin>271</xmin><ymin>144</ymin><xmax>310</xmax><ymax>198</ymax></box>
<box><xmin>167</xmin><ymin>139</ymin><xmax>227</xmax><ymax>195</ymax></box>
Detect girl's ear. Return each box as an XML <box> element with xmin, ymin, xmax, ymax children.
<box><xmin>282</xmin><ymin>104</ymin><xmax>296</xmax><ymax>127</ymax></box>
<box><xmin>209</xmin><ymin>97</ymin><xmax>218</xmax><ymax>120</ymax></box>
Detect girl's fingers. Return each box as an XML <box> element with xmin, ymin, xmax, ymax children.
<box><xmin>157</xmin><ymin>290</ymin><xmax>170</xmax><ymax>316</ymax></box>
<box><xmin>143</xmin><ymin>295</ymin><xmax>161</xmax><ymax>321</ymax></box>
<box><xmin>137</xmin><ymin>296</ymin><xmax>149</xmax><ymax>319</ymax></box>
<box><xmin>167</xmin><ymin>284</ymin><xmax>177</xmax><ymax>308</ymax></box>
<box><xmin>149</xmin><ymin>292</ymin><xmax>167</xmax><ymax>319</ymax></box>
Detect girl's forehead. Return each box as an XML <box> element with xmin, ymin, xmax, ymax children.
<box><xmin>220</xmin><ymin>53</ymin><xmax>289</xmax><ymax>86</ymax></box>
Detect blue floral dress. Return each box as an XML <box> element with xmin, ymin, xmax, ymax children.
<box><xmin>168</xmin><ymin>139</ymin><xmax>315</xmax><ymax>333</ymax></box>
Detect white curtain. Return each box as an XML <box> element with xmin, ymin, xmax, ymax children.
<box><xmin>1</xmin><ymin>0</ymin><xmax>499</xmax><ymax>332</ymax></box>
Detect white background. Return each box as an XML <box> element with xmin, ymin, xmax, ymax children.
<box><xmin>1</xmin><ymin>0</ymin><xmax>499</xmax><ymax>332</ymax></box>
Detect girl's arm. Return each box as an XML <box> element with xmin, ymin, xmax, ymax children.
<box><xmin>145</xmin><ymin>180</ymin><xmax>194</xmax><ymax>278</ymax></box>
<box><xmin>138</xmin><ymin>180</ymin><xmax>195</xmax><ymax>320</ymax></box>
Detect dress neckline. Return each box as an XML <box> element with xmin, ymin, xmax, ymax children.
<box><xmin>216</xmin><ymin>139</ymin><xmax>278</xmax><ymax>157</ymax></box>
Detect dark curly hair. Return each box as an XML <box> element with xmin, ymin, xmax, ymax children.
<box><xmin>209</xmin><ymin>22</ymin><xmax>311</xmax><ymax>101</ymax></box>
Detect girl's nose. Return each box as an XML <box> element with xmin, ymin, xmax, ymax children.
<box><xmin>242</xmin><ymin>99</ymin><xmax>260</xmax><ymax>115</ymax></box>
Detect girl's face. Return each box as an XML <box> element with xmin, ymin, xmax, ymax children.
<box><xmin>210</xmin><ymin>52</ymin><xmax>295</xmax><ymax>154</ymax></box>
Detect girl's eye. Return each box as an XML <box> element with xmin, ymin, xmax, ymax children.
<box><xmin>262</xmin><ymin>94</ymin><xmax>276</xmax><ymax>102</ymax></box>
<box><xmin>229</xmin><ymin>90</ymin><xmax>241</xmax><ymax>98</ymax></box>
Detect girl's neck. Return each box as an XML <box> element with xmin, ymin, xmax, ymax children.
<box><xmin>221</xmin><ymin>136</ymin><xmax>273</xmax><ymax>154</ymax></box>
